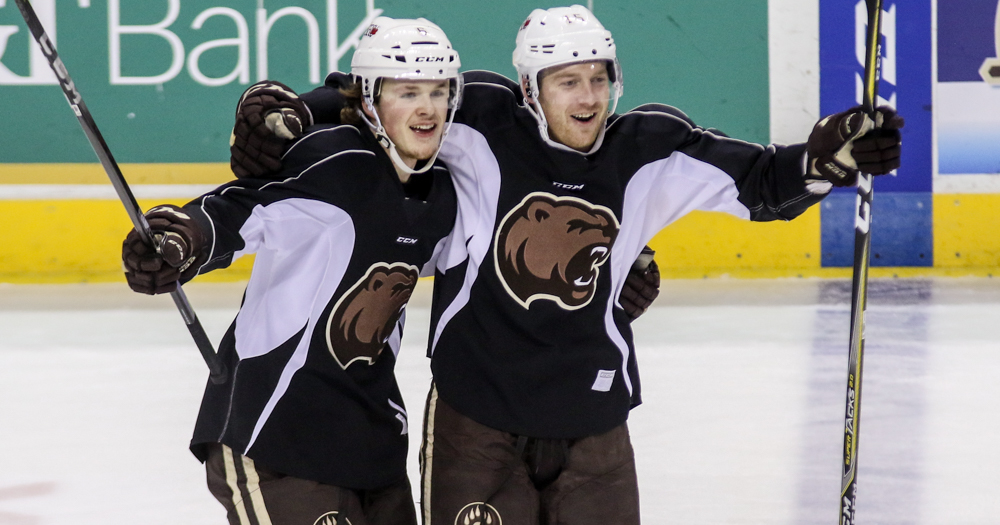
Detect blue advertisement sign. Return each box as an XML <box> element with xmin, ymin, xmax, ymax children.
<box><xmin>937</xmin><ymin>0</ymin><xmax>1000</xmax><ymax>175</ymax></box>
<box><xmin>819</xmin><ymin>0</ymin><xmax>933</xmax><ymax>266</ymax></box>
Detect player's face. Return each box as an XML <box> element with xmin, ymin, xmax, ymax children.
<box><xmin>371</xmin><ymin>78</ymin><xmax>451</xmax><ymax>168</ymax></box>
<box><xmin>537</xmin><ymin>61</ymin><xmax>611</xmax><ymax>152</ymax></box>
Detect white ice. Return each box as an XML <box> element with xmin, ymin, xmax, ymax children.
<box><xmin>1</xmin><ymin>278</ymin><xmax>998</xmax><ymax>524</ymax></box>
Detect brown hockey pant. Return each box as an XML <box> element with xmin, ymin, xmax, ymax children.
<box><xmin>419</xmin><ymin>385</ymin><xmax>641</xmax><ymax>525</ymax></box>
<box><xmin>205</xmin><ymin>443</ymin><xmax>417</xmax><ymax>525</ymax></box>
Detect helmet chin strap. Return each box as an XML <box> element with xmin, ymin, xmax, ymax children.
<box><xmin>360</xmin><ymin>99</ymin><xmax>456</xmax><ymax>176</ymax></box>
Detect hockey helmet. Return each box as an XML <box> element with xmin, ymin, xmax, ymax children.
<box><xmin>352</xmin><ymin>17</ymin><xmax>463</xmax><ymax>174</ymax></box>
<box><xmin>512</xmin><ymin>5</ymin><xmax>623</xmax><ymax>153</ymax></box>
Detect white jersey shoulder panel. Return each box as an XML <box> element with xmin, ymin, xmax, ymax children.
<box><xmin>233</xmin><ymin>198</ymin><xmax>355</xmax><ymax>360</ymax></box>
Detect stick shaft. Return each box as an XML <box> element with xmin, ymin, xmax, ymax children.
<box><xmin>13</xmin><ymin>0</ymin><xmax>227</xmax><ymax>384</ymax></box>
<box><xmin>839</xmin><ymin>0</ymin><xmax>882</xmax><ymax>523</ymax></box>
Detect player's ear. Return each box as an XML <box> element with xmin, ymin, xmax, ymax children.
<box><xmin>362</xmin><ymin>100</ymin><xmax>377</xmax><ymax>121</ymax></box>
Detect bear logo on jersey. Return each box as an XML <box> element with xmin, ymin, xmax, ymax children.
<box><xmin>325</xmin><ymin>262</ymin><xmax>419</xmax><ymax>369</ymax></box>
<box><xmin>494</xmin><ymin>193</ymin><xmax>619</xmax><ymax>310</ymax></box>
<box><xmin>455</xmin><ymin>502</ymin><xmax>502</xmax><ymax>525</ymax></box>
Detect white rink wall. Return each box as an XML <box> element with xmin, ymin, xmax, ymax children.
<box><xmin>769</xmin><ymin>0</ymin><xmax>821</xmax><ymax>145</ymax></box>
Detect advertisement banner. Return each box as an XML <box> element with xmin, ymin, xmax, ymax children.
<box><xmin>819</xmin><ymin>0</ymin><xmax>933</xmax><ymax>266</ymax></box>
<box><xmin>0</xmin><ymin>0</ymin><xmax>383</xmax><ymax>163</ymax></box>
<box><xmin>936</xmin><ymin>0</ymin><xmax>1000</xmax><ymax>180</ymax></box>
<box><xmin>0</xmin><ymin>1</ymin><xmax>773</xmax><ymax>164</ymax></box>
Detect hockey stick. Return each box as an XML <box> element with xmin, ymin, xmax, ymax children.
<box><xmin>839</xmin><ymin>0</ymin><xmax>882</xmax><ymax>523</ymax></box>
<box><xmin>13</xmin><ymin>0</ymin><xmax>227</xmax><ymax>385</ymax></box>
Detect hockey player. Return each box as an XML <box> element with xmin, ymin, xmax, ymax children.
<box><xmin>121</xmin><ymin>18</ymin><xmax>464</xmax><ymax>525</ymax></box>
<box><xmin>227</xmin><ymin>5</ymin><xmax>903</xmax><ymax>524</ymax></box>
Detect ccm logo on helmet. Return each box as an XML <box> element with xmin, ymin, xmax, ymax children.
<box><xmin>415</xmin><ymin>57</ymin><xmax>445</xmax><ymax>62</ymax></box>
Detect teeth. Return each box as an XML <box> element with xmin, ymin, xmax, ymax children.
<box><xmin>574</xmin><ymin>275</ymin><xmax>594</xmax><ymax>286</ymax></box>
<box><xmin>411</xmin><ymin>124</ymin><xmax>434</xmax><ymax>130</ymax></box>
<box><xmin>573</xmin><ymin>113</ymin><xmax>595</xmax><ymax>120</ymax></box>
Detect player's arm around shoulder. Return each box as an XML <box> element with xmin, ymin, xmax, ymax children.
<box><xmin>454</xmin><ymin>70</ymin><xmax>525</xmax><ymax>129</ymax></box>
<box><xmin>461</xmin><ymin>70</ymin><xmax>520</xmax><ymax>91</ymax></box>
<box><xmin>279</xmin><ymin>124</ymin><xmax>373</xmax><ymax>177</ymax></box>
<box><xmin>300</xmin><ymin>71</ymin><xmax>353</xmax><ymax>125</ymax></box>
<box><xmin>204</xmin><ymin>126</ymin><xmax>373</xmax><ymax>245</ymax></box>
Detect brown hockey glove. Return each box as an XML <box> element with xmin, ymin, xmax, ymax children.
<box><xmin>806</xmin><ymin>106</ymin><xmax>904</xmax><ymax>189</ymax></box>
<box><xmin>619</xmin><ymin>247</ymin><xmax>660</xmax><ymax>321</ymax></box>
<box><xmin>122</xmin><ymin>205</ymin><xmax>208</xmax><ymax>295</ymax></box>
<box><xmin>230</xmin><ymin>80</ymin><xmax>312</xmax><ymax>179</ymax></box>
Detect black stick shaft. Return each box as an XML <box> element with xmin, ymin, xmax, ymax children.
<box><xmin>840</xmin><ymin>0</ymin><xmax>882</xmax><ymax>523</ymax></box>
<box><xmin>14</xmin><ymin>0</ymin><xmax>227</xmax><ymax>384</ymax></box>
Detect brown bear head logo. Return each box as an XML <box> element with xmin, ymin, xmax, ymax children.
<box><xmin>494</xmin><ymin>193</ymin><xmax>619</xmax><ymax>310</ymax></box>
<box><xmin>325</xmin><ymin>262</ymin><xmax>419</xmax><ymax>369</ymax></box>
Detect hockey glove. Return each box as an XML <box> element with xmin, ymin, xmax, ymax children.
<box><xmin>619</xmin><ymin>246</ymin><xmax>660</xmax><ymax>321</ymax></box>
<box><xmin>122</xmin><ymin>205</ymin><xmax>208</xmax><ymax>295</ymax></box>
<box><xmin>230</xmin><ymin>80</ymin><xmax>312</xmax><ymax>179</ymax></box>
<box><xmin>806</xmin><ymin>106</ymin><xmax>904</xmax><ymax>190</ymax></box>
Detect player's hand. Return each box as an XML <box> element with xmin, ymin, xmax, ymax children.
<box><xmin>620</xmin><ymin>246</ymin><xmax>660</xmax><ymax>320</ymax></box>
<box><xmin>806</xmin><ymin>106</ymin><xmax>904</xmax><ymax>189</ymax></box>
<box><xmin>230</xmin><ymin>80</ymin><xmax>312</xmax><ymax>179</ymax></box>
<box><xmin>122</xmin><ymin>205</ymin><xmax>207</xmax><ymax>295</ymax></box>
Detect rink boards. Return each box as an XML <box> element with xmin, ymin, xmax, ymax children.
<box><xmin>0</xmin><ymin>162</ymin><xmax>996</xmax><ymax>283</ymax></box>
<box><xmin>1</xmin><ymin>0</ymin><xmax>998</xmax><ymax>282</ymax></box>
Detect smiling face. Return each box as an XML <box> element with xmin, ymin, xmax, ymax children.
<box><xmin>536</xmin><ymin>61</ymin><xmax>611</xmax><ymax>152</ymax></box>
<box><xmin>365</xmin><ymin>78</ymin><xmax>450</xmax><ymax>173</ymax></box>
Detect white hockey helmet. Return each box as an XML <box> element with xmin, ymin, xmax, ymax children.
<box><xmin>512</xmin><ymin>5</ymin><xmax>623</xmax><ymax>153</ymax></box>
<box><xmin>351</xmin><ymin>17</ymin><xmax>463</xmax><ymax>174</ymax></box>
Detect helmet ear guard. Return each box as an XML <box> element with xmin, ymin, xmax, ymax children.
<box><xmin>512</xmin><ymin>5</ymin><xmax>623</xmax><ymax>154</ymax></box>
<box><xmin>351</xmin><ymin>17</ymin><xmax>463</xmax><ymax>174</ymax></box>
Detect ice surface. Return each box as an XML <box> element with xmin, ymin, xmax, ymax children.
<box><xmin>1</xmin><ymin>278</ymin><xmax>998</xmax><ymax>524</ymax></box>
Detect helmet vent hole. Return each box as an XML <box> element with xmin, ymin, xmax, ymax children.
<box><xmin>592</xmin><ymin>49</ymin><xmax>597</xmax><ymax>55</ymax></box>
<box><xmin>395</xmin><ymin>55</ymin><xmax>406</xmax><ymax>62</ymax></box>
<box><xmin>573</xmin><ymin>51</ymin><xmax>579</xmax><ymax>57</ymax></box>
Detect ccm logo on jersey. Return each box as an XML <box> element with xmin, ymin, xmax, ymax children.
<box><xmin>396</xmin><ymin>236</ymin><xmax>418</xmax><ymax>245</ymax></box>
<box><xmin>415</xmin><ymin>57</ymin><xmax>445</xmax><ymax>62</ymax></box>
<box><xmin>552</xmin><ymin>181</ymin><xmax>585</xmax><ymax>191</ymax></box>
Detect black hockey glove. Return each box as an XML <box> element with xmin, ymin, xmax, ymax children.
<box><xmin>806</xmin><ymin>106</ymin><xmax>904</xmax><ymax>189</ymax></box>
<box><xmin>619</xmin><ymin>246</ymin><xmax>660</xmax><ymax>321</ymax></box>
<box><xmin>122</xmin><ymin>205</ymin><xmax>207</xmax><ymax>295</ymax></box>
<box><xmin>230</xmin><ymin>80</ymin><xmax>312</xmax><ymax>179</ymax></box>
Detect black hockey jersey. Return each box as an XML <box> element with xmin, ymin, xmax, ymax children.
<box><xmin>308</xmin><ymin>71</ymin><xmax>825</xmax><ymax>440</ymax></box>
<box><xmin>187</xmin><ymin>124</ymin><xmax>457</xmax><ymax>489</ymax></box>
